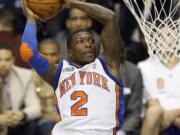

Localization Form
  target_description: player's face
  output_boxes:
[0,49,14,77]
[39,43,60,64]
[67,9,91,33]
[69,31,97,64]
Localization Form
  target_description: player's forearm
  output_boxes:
[22,23,38,50]
[20,23,50,75]
[70,1,115,24]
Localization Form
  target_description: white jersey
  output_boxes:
[52,57,123,135]
[138,58,180,110]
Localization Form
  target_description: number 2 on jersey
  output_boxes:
[71,91,88,116]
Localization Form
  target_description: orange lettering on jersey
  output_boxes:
[70,73,76,86]
[86,72,92,84]
[93,72,101,87]
[60,80,65,97]
[60,72,110,97]
[65,79,71,92]
[101,75,110,92]
[65,73,76,92]
[60,73,76,97]
[79,71,86,85]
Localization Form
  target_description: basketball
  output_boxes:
[26,0,65,20]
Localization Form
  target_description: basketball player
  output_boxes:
[138,28,180,135]
[20,0,124,135]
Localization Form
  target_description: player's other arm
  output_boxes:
[67,0,123,79]
[20,0,57,86]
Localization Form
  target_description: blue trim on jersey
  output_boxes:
[118,80,124,129]
[97,56,122,87]
[56,104,61,116]
[53,62,63,90]
[97,56,124,129]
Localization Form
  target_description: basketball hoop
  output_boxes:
[123,0,180,64]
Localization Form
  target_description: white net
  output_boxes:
[123,0,180,63]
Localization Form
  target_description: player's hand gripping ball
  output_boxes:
[25,0,65,20]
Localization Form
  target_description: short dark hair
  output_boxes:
[0,43,14,55]
[67,29,93,49]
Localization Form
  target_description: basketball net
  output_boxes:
[123,0,180,64]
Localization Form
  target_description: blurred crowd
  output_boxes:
[0,0,179,135]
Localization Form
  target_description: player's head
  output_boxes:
[67,29,97,65]
[0,43,15,77]
[38,39,61,64]
[66,8,92,33]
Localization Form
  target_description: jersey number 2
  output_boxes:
[71,91,88,116]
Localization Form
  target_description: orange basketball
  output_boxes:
[26,0,65,20]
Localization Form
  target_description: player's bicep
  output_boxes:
[101,16,123,65]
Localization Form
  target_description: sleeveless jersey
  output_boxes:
[52,57,124,135]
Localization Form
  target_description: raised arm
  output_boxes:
[20,0,57,86]
[66,0,123,78]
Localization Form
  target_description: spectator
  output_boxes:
[38,39,61,64]
[0,9,30,68]
[138,25,180,135]
[138,56,180,134]
[0,43,41,135]
[55,8,100,58]
[119,60,143,135]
